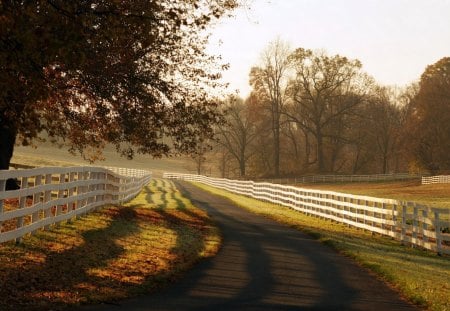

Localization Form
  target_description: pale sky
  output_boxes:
[207,0,450,98]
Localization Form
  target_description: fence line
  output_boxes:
[257,173,424,185]
[164,173,450,255]
[0,166,151,244]
[422,175,450,185]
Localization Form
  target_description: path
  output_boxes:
[80,181,417,310]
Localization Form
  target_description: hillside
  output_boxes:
[12,142,193,177]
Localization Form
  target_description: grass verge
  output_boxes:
[193,182,450,311]
[0,179,220,311]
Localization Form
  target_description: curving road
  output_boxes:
[80,181,418,311]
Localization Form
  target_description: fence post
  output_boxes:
[422,209,428,244]
[381,202,386,231]
[434,210,442,255]
[412,204,418,246]
[15,176,28,243]
[76,170,84,219]
[43,173,52,230]
[31,175,42,235]
[401,205,407,244]
[67,172,76,223]
[55,173,65,226]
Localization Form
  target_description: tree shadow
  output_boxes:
[129,181,416,311]
[0,206,140,310]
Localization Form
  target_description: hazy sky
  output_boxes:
[207,0,450,97]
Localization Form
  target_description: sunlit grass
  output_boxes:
[0,179,220,310]
[193,182,450,311]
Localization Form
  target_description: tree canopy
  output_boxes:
[405,57,450,173]
[0,0,238,169]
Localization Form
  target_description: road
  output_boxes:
[80,181,417,310]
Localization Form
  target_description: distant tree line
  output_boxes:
[210,39,450,178]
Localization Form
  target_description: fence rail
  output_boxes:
[422,175,450,185]
[1,166,151,244]
[164,173,450,255]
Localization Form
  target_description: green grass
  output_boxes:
[193,182,450,311]
[0,179,220,310]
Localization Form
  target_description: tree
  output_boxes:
[249,38,291,177]
[216,95,257,177]
[367,87,405,173]
[405,57,450,173]
[286,48,370,173]
[0,0,238,170]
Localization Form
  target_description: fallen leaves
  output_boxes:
[0,179,221,310]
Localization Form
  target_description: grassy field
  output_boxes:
[12,143,194,177]
[193,182,450,311]
[302,180,450,210]
[0,179,220,311]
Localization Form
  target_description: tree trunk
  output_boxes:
[239,148,246,177]
[274,127,280,177]
[316,130,325,173]
[0,120,21,190]
[0,121,17,170]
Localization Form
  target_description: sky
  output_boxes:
[206,0,450,98]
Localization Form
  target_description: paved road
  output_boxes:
[81,181,417,311]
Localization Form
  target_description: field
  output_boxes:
[12,143,194,177]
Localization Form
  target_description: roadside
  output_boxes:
[0,179,220,310]
[194,182,450,311]
[80,181,418,311]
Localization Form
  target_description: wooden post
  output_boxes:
[15,176,27,243]
[412,204,418,246]
[31,175,42,235]
[43,174,52,230]
[55,173,65,226]
[67,172,76,223]
[381,202,386,231]
[76,171,84,220]
[434,210,442,255]
[422,209,428,243]
[401,205,407,244]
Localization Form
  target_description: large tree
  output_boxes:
[286,48,370,173]
[405,57,450,173]
[216,95,257,177]
[249,39,291,177]
[0,0,238,170]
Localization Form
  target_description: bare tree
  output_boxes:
[216,95,257,177]
[249,38,291,176]
[286,48,370,173]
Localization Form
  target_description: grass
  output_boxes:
[12,143,194,177]
[302,180,450,210]
[0,179,220,311]
[193,182,450,311]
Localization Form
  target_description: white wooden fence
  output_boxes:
[164,173,450,255]
[0,166,151,244]
[422,175,450,185]
[259,173,423,184]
